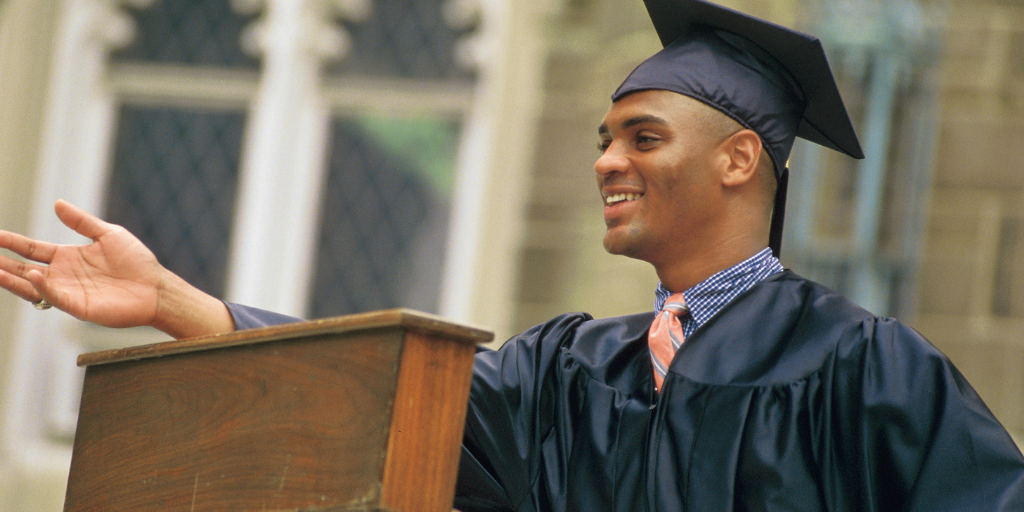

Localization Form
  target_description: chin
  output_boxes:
[602,242,624,256]
[602,234,643,259]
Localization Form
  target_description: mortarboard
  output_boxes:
[612,0,865,256]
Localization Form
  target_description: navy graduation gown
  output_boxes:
[452,271,1024,511]
[226,271,1024,511]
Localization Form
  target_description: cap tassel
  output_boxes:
[768,168,789,258]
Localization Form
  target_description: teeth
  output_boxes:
[605,193,641,205]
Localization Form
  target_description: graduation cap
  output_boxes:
[612,0,864,256]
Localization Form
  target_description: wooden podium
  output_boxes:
[64,309,492,512]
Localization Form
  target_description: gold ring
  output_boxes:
[32,299,53,310]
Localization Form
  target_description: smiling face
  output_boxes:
[596,90,746,269]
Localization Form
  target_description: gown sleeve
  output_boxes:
[223,302,304,330]
[454,313,590,512]
[832,317,1024,511]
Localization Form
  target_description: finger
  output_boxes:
[26,269,72,313]
[0,229,58,263]
[54,199,112,241]
[26,269,56,301]
[0,250,48,277]
[0,252,39,276]
[0,268,44,303]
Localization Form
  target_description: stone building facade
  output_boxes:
[915,1,1024,445]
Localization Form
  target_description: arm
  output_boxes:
[455,313,590,511]
[0,200,234,339]
[836,319,1024,510]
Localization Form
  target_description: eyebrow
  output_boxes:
[598,114,670,135]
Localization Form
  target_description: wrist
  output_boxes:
[151,268,235,339]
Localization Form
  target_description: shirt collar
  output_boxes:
[654,247,783,328]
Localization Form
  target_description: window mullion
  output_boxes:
[224,0,347,316]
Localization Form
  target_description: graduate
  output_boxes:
[1,0,1022,510]
[449,1,1024,510]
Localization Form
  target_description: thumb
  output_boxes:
[54,199,112,241]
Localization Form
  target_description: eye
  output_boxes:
[597,140,611,153]
[636,133,660,148]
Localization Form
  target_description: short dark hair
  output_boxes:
[692,100,777,212]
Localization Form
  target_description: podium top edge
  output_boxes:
[77,308,495,368]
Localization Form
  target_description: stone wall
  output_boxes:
[915,1,1024,443]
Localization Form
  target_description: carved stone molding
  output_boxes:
[443,0,482,70]
[238,0,370,64]
[95,0,155,51]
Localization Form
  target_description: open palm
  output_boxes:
[0,200,163,328]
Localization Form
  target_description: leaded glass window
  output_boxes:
[103,0,255,298]
[111,0,259,69]
[105,105,244,298]
[329,0,475,81]
[310,115,459,317]
[312,0,474,317]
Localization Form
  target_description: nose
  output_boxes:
[594,143,628,178]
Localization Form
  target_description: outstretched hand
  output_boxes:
[0,200,234,337]
[0,200,162,327]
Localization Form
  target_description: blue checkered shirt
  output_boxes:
[654,248,784,338]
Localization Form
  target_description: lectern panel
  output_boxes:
[66,330,403,511]
[65,309,491,512]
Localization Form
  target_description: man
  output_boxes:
[1,0,1023,510]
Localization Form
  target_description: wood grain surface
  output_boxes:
[77,308,493,367]
[379,331,477,512]
[66,331,403,511]
[66,312,489,512]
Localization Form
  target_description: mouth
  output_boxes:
[604,192,643,206]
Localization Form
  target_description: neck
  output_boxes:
[652,234,767,292]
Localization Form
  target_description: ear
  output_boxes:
[719,129,763,188]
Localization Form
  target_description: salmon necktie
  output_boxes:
[648,293,688,392]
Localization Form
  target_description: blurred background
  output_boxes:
[1,0,1022,508]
